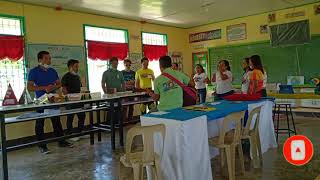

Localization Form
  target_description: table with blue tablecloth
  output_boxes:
[141,100,277,180]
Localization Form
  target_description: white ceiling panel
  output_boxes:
[9,0,319,28]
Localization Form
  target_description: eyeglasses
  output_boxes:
[125,64,131,67]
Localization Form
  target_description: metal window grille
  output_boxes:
[0,16,24,101]
[85,26,127,93]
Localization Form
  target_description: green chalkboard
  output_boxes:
[208,36,320,84]
[296,38,320,82]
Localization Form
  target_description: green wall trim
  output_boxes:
[82,25,89,89]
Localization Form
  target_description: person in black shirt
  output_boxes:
[122,59,135,121]
[61,59,85,138]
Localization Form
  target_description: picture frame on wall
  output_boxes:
[192,51,208,75]
[169,52,183,71]
[315,4,320,15]
[268,13,276,23]
[260,25,268,34]
[226,23,246,42]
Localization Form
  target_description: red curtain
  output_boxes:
[0,36,24,61]
[143,45,168,60]
[87,41,128,60]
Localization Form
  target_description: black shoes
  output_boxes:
[58,140,74,148]
[39,146,51,154]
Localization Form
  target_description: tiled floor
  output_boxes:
[6,116,320,180]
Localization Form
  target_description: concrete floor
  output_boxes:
[6,115,320,180]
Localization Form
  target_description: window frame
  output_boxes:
[141,31,168,46]
[0,13,25,37]
[141,32,168,79]
[0,13,26,101]
[83,24,130,90]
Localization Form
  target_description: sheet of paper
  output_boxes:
[210,102,222,106]
[151,111,169,115]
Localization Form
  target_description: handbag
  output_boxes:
[162,73,197,106]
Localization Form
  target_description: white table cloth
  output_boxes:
[141,100,277,180]
[207,100,278,158]
[141,115,213,180]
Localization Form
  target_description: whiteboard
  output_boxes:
[27,44,86,85]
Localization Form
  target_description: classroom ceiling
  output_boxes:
[10,0,319,28]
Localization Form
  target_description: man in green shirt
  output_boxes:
[149,56,194,111]
[101,57,125,94]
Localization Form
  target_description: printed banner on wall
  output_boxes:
[227,23,246,42]
[27,44,86,84]
[189,29,221,43]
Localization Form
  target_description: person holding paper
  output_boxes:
[61,59,86,141]
[27,51,73,154]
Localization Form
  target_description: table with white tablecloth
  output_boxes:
[207,100,277,158]
[141,100,277,180]
[141,115,212,180]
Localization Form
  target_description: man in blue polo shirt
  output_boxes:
[27,51,72,154]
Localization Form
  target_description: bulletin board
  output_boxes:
[170,52,183,71]
[192,51,208,75]
[27,44,86,85]
[129,52,142,72]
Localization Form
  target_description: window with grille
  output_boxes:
[142,32,168,78]
[84,25,128,93]
[142,32,167,46]
[0,17,22,36]
[0,16,24,101]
